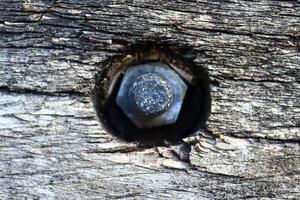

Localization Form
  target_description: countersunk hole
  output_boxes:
[93,45,211,145]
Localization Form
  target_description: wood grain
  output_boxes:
[0,0,299,199]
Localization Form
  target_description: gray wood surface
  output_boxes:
[0,0,299,199]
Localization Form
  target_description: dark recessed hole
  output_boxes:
[93,45,211,145]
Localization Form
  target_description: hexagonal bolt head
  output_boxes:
[116,62,187,129]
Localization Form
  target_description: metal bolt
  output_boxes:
[116,62,187,129]
[129,73,173,116]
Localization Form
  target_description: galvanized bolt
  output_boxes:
[116,62,187,129]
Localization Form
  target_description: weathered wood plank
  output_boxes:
[0,0,299,199]
[1,1,299,140]
[0,91,299,199]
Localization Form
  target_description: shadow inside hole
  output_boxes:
[94,61,211,145]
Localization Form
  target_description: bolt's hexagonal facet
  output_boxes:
[116,62,187,129]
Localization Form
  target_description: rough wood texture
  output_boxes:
[0,0,299,199]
